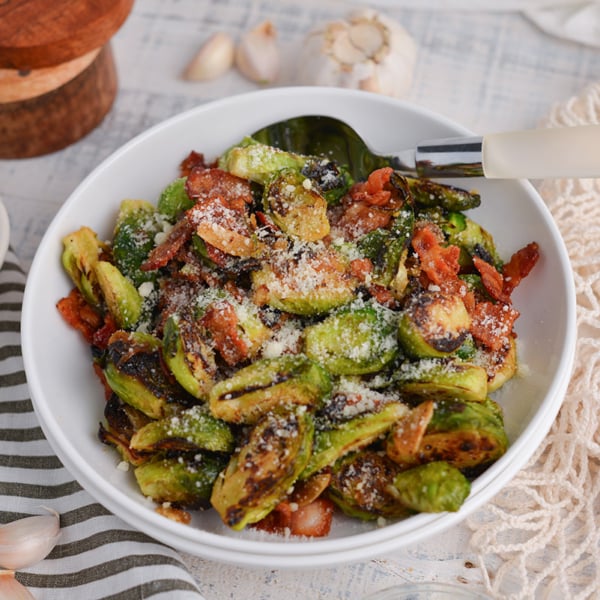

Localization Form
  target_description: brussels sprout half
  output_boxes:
[209,355,332,424]
[210,407,314,530]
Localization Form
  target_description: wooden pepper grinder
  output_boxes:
[0,0,134,158]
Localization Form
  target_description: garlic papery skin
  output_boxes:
[235,21,280,84]
[0,571,36,600]
[0,509,61,570]
[183,32,235,81]
[296,9,417,99]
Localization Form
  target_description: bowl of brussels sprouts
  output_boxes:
[22,86,576,567]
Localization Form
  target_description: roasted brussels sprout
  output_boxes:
[385,400,434,467]
[104,331,193,419]
[157,177,195,219]
[251,243,357,316]
[264,168,330,241]
[395,358,488,403]
[210,407,314,530]
[61,226,105,307]
[162,314,217,399]
[480,336,518,393]
[302,401,408,479]
[398,290,471,358]
[112,199,163,287]
[304,303,398,375]
[300,157,352,204]
[389,461,471,512]
[327,450,409,520]
[358,203,414,291]
[218,137,307,186]
[208,354,332,424]
[406,177,481,212]
[135,452,227,507]
[443,211,502,269]
[386,397,508,472]
[94,261,143,330]
[195,288,271,364]
[130,405,235,453]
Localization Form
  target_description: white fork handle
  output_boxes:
[483,125,600,179]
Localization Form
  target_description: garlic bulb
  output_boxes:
[183,32,235,81]
[296,9,417,99]
[235,21,280,84]
[0,508,61,570]
[0,571,36,600]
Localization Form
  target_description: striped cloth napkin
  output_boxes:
[0,250,205,600]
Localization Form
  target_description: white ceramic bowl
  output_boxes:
[22,87,576,568]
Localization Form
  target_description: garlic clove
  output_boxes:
[296,9,417,99]
[235,21,280,84]
[0,571,36,600]
[183,32,235,81]
[0,508,61,570]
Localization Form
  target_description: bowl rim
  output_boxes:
[22,86,577,567]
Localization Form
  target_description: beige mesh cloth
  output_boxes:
[467,82,600,599]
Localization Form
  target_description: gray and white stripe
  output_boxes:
[0,251,205,600]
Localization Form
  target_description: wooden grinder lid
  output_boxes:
[0,0,134,158]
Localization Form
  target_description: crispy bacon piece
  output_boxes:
[332,201,392,241]
[252,497,335,538]
[473,255,508,303]
[474,242,540,302]
[331,167,408,241]
[349,167,402,208]
[470,301,520,351]
[141,219,193,272]
[185,167,253,211]
[200,300,248,366]
[57,288,103,343]
[502,242,540,298]
[91,313,118,350]
[411,222,461,289]
[349,257,374,282]
[179,150,208,177]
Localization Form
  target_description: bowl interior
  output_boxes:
[22,87,576,568]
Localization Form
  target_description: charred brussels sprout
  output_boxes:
[480,336,518,393]
[208,354,332,424]
[301,158,352,204]
[264,168,330,242]
[406,177,481,212]
[304,303,398,375]
[104,331,193,419]
[398,290,471,358]
[130,405,235,453]
[135,452,227,507]
[61,226,105,307]
[419,397,507,471]
[157,177,195,219]
[210,407,314,530]
[395,358,488,403]
[218,137,307,186]
[358,204,414,294]
[389,461,471,513]
[327,451,409,520]
[112,199,163,287]
[302,401,408,479]
[162,314,217,399]
[252,243,357,316]
[94,261,143,330]
[442,211,501,269]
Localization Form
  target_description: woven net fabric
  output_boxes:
[467,82,600,599]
